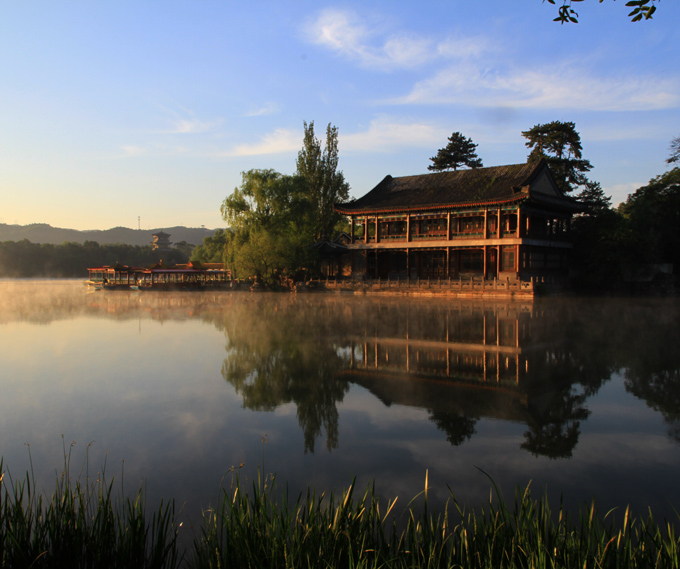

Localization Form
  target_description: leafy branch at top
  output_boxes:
[545,0,658,23]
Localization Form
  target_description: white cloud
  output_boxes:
[342,117,446,152]
[120,145,145,157]
[244,103,280,117]
[391,63,680,112]
[218,118,446,158]
[116,144,191,159]
[605,182,643,204]
[221,128,300,157]
[157,105,222,134]
[167,118,222,134]
[305,8,679,112]
[305,8,484,70]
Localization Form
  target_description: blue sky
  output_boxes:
[1,0,678,231]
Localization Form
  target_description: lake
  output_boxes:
[1,280,679,529]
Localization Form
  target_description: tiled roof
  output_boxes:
[335,161,548,214]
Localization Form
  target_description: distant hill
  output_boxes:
[0,223,220,247]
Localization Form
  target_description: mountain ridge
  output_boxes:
[0,223,219,247]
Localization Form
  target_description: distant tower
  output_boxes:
[151,230,172,251]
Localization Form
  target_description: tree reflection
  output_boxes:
[521,385,590,459]
[215,296,350,453]
[626,369,680,442]
[622,305,680,442]
[208,294,680,457]
[429,411,477,446]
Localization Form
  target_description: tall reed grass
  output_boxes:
[0,451,180,569]
[2,455,679,569]
[191,470,680,569]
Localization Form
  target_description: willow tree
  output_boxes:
[296,121,350,240]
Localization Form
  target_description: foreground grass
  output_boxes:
[2,462,679,569]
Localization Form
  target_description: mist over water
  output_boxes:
[1,280,679,525]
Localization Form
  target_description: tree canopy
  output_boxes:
[428,132,483,172]
[522,121,592,194]
[216,121,350,285]
[546,0,659,24]
[296,121,350,240]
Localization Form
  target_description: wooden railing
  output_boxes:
[318,276,538,293]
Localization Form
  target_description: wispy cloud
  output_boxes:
[245,102,280,117]
[219,118,446,158]
[606,182,643,202]
[157,105,223,134]
[167,118,222,134]
[220,129,300,157]
[120,145,145,157]
[304,8,486,70]
[391,63,680,111]
[305,8,679,112]
[116,144,190,159]
[342,117,445,152]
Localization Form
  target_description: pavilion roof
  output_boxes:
[334,159,577,215]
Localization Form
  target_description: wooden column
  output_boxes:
[407,214,411,242]
[497,247,500,280]
[516,208,521,238]
[447,211,451,240]
[483,246,487,279]
[406,247,410,279]
[364,217,369,244]
[497,207,502,238]
[375,216,380,243]
[484,207,488,238]
[350,217,355,244]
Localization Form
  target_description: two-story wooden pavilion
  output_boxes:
[333,159,582,283]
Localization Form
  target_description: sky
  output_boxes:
[1,0,678,231]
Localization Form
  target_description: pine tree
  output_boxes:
[522,121,592,193]
[428,132,483,172]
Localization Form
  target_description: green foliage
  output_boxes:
[221,170,310,234]
[0,240,189,278]
[619,167,680,269]
[545,0,658,24]
[575,180,612,213]
[570,167,680,292]
[428,132,483,172]
[190,229,232,265]
[172,240,195,258]
[296,121,350,240]
[218,122,350,283]
[219,169,318,284]
[522,120,593,193]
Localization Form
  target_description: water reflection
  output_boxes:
[3,281,679,460]
[210,295,680,458]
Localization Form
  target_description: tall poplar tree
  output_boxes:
[296,121,350,240]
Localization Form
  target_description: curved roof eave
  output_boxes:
[335,195,528,216]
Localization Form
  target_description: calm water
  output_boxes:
[1,280,679,527]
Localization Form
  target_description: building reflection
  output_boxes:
[9,281,676,458]
[335,301,590,458]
